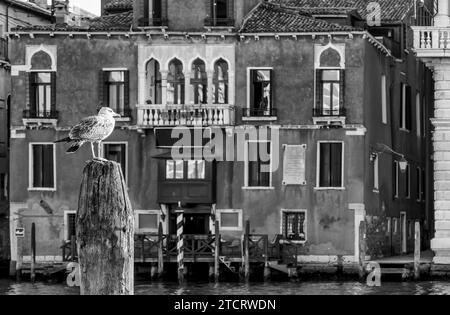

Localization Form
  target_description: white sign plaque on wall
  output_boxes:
[282,144,307,186]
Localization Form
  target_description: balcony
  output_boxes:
[137,104,235,127]
[313,108,346,126]
[23,109,59,128]
[242,108,278,122]
[412,27,450,58]
[138,18,168,28]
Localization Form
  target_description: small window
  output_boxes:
[318,142,343,188]
[166,160,184,180]
[282,211,307,242]
[29,72,56,118]
[405,164,411,199]
[248,69,273,117]
[373,154,379,191]
[103,143,127,181]
[381,75,387,124]
[218,210,242,231]
[104,70,129,117]
[246,141,272,188]
[191,59,208,104]
[187,160,206,180]
[213,59,229,104]
[30,144,55,190]
[209,0,234,26]
[416,167,421,202]
[0,173,6,201]
[400,83,412,131]
[315,69,344,117]
[393,161,399,198]
[167,59,185,105]
[136,211,159,233]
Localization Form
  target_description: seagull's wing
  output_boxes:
[69,115,101,140]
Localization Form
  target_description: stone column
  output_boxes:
[435,0,450,27]
[431,62,450,264]
[207,70,214,106]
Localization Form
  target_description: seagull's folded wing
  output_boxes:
[69,116,100,140]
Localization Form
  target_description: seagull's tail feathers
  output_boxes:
[66,142,84,154]
[55,137,71,143]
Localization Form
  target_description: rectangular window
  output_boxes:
[417,167,422,202]
[315,69,344,117]
[166,160,184,180]
[416,92,421,137]
[218,209,243,231]
[394,161,399,198]
[381,75,387,124]
[0,173,6,201]
[103,70,129,117]
[282,210,307,242]
[373,154,379,191]
[30,143,55,190]
[400,83,412,130]
[29,72,56,118]
[248,69,274,117]
[405,164,411,199]
[208,0,234,26]
[103,143,127,182]
[246,141,272,188]
[187,160,206,180]
[135,210,159,233]
[318,142,344,188]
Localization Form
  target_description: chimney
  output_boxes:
[54,0,70,24]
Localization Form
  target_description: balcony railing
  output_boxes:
[137,104,235,127]
[243,108,277,118]
[23,109,59,119]
[204,17,235,27]
[412,27,450,56]
[313,108,346,117]
[138,17,168,27]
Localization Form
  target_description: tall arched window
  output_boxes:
[213,59,228,104]
[146,59,162,104]
[29,50,56,118]
[167,58,185,105]
[191,58,207,104]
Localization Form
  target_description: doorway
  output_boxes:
[169,212,211,235]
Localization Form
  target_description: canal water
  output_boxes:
[1,279,450,295]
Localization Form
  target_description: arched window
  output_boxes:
[167,58,185,104]
[146,59,162,104]
[30,50,52,70]
[213,59,228,104]
[191,58,207,104]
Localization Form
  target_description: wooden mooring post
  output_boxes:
[263,235,271,281]
[359,221,367,280]
[30,223,36,283]
[157,222,164,279]
[414,221,421,280]
[77,160,134,295]
[243,220,250,282]
[214,221,220,282]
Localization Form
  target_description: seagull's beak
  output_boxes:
[113,112,121,118]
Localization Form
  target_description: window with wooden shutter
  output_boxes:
[31,144,55,189]
[318,142,343,188]
[282,211,307,241]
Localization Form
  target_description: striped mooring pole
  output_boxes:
[177,212,184,283]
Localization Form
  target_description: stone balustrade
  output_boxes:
[137,104,235,127]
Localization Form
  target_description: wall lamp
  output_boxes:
[370,143,408,173]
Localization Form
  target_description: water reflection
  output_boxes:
[1,279,450,295]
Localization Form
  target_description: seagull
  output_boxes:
[55,107,121,159]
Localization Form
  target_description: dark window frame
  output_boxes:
[103,70,130,117]
[315,69,345,117]
[30,143,55,190]
[246,141,272,188]
[146,59,162,104]
[28,71,56,118]
[167,59,185,105]
[248,68,274,117]
[191,59,208,104]
[165,160,206,181]
[213,59,229,104]
[103,143,127,182]
[318,142,344,188]
[282,211,307,241]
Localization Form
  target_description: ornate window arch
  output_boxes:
[167,58,185,104]
[145,58,162,104]
[213,59,229,104]
[191,58,207,104]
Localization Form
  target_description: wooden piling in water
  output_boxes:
[244,220,250,282]
[77,160,134,295]
[214,221,220,282]
[359,221,367,280]
[263,235,271,281]
[16,236,23,282]
[414,221,421,280]
[30,223,36,283]
[157,222,164,279]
